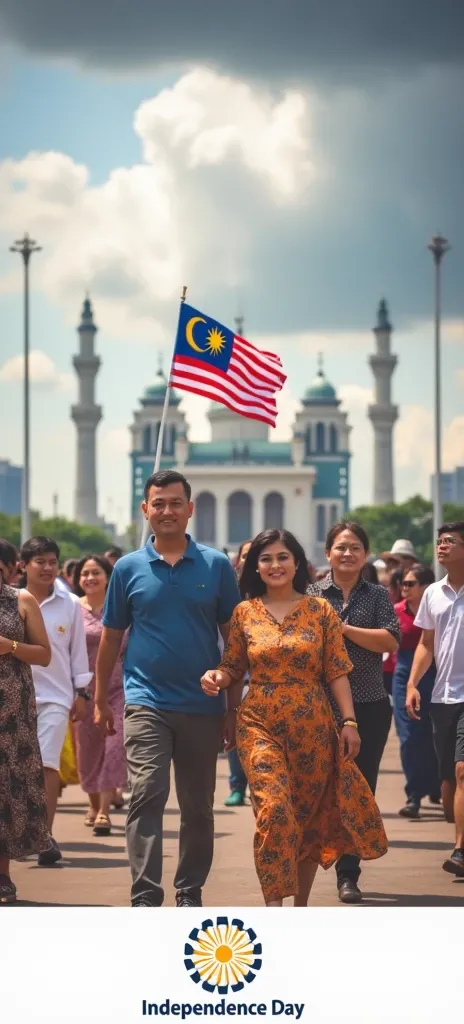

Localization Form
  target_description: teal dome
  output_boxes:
[303,370,337,403]
[141,371,180,406]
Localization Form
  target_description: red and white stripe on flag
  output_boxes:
[170,333,286,427]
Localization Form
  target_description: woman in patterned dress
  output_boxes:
[0,547,51,904]
[201,529,387,906]
[73,555,127,837]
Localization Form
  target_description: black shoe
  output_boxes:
[132,900,154,907]
[442,849,464,877]
[176,891,202,907]
[38,838,62,867]
[338,879,362,904]
[429,793,442,805]
[399,799,420,819]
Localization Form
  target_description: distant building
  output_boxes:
[431,467,464,506]
[0,459,23,516]
[129,355,351,565]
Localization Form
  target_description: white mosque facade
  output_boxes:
[130,359,351,565]
[70,297,397,562]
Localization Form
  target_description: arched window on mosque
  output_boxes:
[329,425,338,453]
[305,426,311,456]
[195,492,216,546]
[163,425,176,456]
[330,504,338,526]
[316,504,326,543]
[228,491,252,546]
[316,422,325,452]
[264,492,284,530]
[143,425,152,454]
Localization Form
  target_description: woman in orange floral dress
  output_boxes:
[201,529,387,906]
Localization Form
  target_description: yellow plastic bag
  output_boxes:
[59,722,79,786]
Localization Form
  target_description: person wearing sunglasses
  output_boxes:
[392,565,440,818]
[406,522,464,878]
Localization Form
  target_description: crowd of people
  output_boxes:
[0,470,463,906]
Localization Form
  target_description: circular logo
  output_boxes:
[184,916,262,994]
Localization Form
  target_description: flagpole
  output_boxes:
[140,286,187,546]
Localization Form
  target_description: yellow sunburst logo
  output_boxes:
[206,326,226,356]
[184,916,262,993]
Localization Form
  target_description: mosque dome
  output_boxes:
[302,356,338,406]
[141,368,181,406]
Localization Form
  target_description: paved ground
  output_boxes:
[10,731,464,907]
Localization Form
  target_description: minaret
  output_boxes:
[71,297,102,524]
[368,299,398,505]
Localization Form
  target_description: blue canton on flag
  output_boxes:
[170,303,286,427]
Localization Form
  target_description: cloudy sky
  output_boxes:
[0,1,463,529]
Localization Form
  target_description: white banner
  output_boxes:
[1,908,461,1022]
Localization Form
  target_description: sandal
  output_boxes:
[84,810,97,828]
[93,813,112,837]
[0,874,17,905]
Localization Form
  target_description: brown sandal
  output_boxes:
[84,810,96,828]
[93,813,112,836]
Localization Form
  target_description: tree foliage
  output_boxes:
[0,512,113,562]
[349,496,464,564]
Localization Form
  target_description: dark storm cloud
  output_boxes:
[0,0,463,80]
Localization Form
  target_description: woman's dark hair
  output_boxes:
[405,564,435,587]
[239,530,310,599]
[73,554,113,596]
[325,520,370,553]
[361,562,379,584]
[389,567,404,598]
[0,539,18,568]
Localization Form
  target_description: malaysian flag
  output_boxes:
[169,303,286,427]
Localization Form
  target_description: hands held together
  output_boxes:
[201,669,230,697]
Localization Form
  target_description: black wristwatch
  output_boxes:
[75,688,91,702]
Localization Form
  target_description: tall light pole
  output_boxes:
[428,233,450,579]
[10,233,42,544]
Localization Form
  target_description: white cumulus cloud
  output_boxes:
[0,68,312,344]
[0,350,74,392]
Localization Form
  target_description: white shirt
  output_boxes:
[414,577,464,704]
[31,580,92,709]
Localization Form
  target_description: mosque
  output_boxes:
[71,301,397,564]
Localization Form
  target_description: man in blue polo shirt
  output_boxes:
[94,470,240,907]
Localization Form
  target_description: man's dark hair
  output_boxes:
[0,539,18,568]
[144,470,191,502]
[239,529,310,599]
[20,536,61,564]
[325,520,370,554]
[438,521,464,542]
[105,546,124,560]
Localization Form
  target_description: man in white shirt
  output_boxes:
[21,536,92,865]
[406,521,464,878]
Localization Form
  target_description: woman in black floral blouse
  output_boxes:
[307,520,400,905]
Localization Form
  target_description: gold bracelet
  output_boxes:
[342,718,358,729]
[11,640,18,654]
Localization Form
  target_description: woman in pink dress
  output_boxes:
[73,555,127,837]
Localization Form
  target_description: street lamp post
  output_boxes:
[10,233,42,544]
[427,233,450,579]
